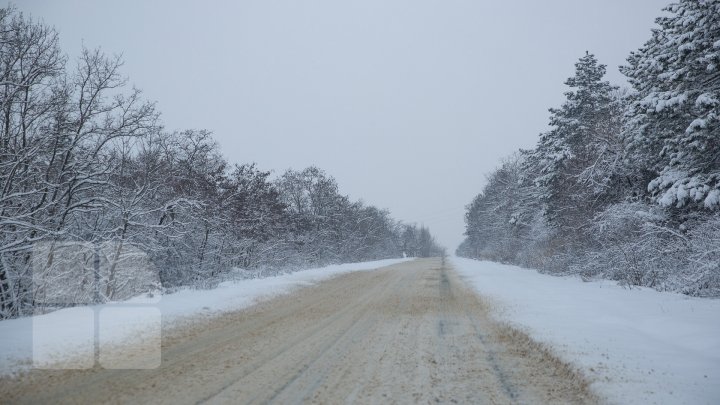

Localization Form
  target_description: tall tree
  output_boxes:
[528,52,623,241]
[622,0,720,211]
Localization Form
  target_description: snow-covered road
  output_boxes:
[3,257,716,404]
[0,258,411,375]
[1,258,595,404]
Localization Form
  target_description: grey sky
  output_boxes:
[19,0,668,250]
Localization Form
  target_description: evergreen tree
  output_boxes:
[458,3,720,296]
[622,0,720,211]
[528,53,622,238]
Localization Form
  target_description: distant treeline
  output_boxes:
[457,0,719,296]
[0,6,443,319]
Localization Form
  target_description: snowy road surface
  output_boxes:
[1,258,595,404]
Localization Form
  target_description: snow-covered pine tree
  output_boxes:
[527,52,621,238]
[622,0,720,211]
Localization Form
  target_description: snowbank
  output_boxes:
[0,258,410,375]
[452,257,720,405]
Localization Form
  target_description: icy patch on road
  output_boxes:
[0,258,410,376]
[452,257,720,405]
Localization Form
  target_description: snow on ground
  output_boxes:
[0,258,410,376]
[452,256,720,405]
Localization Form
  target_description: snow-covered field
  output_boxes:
[0,258,410,375]
[453,256,720,405]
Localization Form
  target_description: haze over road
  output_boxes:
[1,259,596,404]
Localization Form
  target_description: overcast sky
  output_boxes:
[19,0,669,250]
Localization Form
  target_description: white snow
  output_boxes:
[0,258,410,375]
[705,189,720,208]
[694,93,718,107]
[453,257,720,405]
